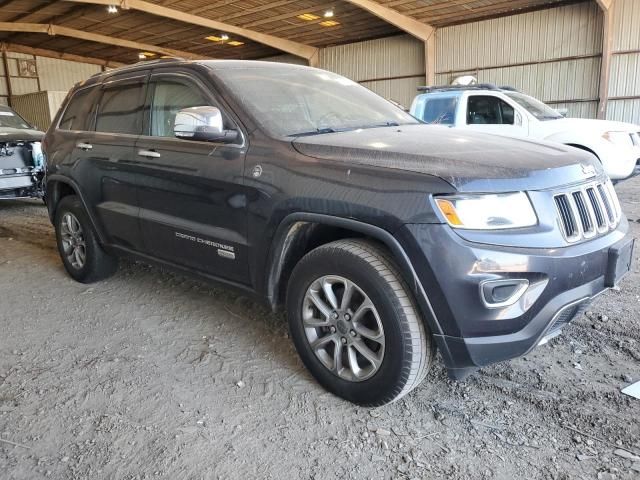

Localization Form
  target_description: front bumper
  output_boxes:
[396,219,632,377]
[0,173,41,199]
[599,143,640,180]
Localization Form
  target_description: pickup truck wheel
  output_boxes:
[54,195,118,283]
[287,239,433,406]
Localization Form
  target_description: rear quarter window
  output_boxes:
[58,87,99,131]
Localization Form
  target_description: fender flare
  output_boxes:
[46,174,107,244]
[266,212,444,336]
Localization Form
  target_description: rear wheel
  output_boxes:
[286,239,433,406]
[54,195,118,283]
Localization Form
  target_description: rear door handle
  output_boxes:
[76,143,93,151]
[138,149,161,158]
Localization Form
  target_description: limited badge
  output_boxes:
[251,165,263,178]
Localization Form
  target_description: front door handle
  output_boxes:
[138,149,161,158]
[76,142,93,151]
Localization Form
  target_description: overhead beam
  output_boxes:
[0,22,211,60]
[343,0,434,41]
[63,0,319,61]
[596,0,613,10]
[0,41,125,68]
[596,0,615,119]
[343,0,436,84]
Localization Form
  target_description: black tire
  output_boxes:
[54,195,118,283]
[286,239,434,406]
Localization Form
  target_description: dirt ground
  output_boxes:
[0,178,639,480]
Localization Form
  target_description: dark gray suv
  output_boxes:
[43,60,634,406]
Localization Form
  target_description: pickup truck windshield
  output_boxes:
[504,92,563,121]
[0,108,31,129]
[213,66,419,137]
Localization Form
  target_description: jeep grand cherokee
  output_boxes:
[43,60,634,406]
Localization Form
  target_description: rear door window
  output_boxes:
[467,95,515,125]
[58,86,99,131]
[95,81,145,135]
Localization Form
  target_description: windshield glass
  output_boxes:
[504,92,563,121]
[212,65,419,137]
[0,108,31,129]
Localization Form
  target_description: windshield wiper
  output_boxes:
[289,127,338,137]
[358,121,400,128]
[290,121,403,137]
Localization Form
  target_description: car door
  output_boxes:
[462,94,528,137]
[56,73,147,252]
[134,71,250,284]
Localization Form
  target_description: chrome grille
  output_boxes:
[572,191,593,234]
[586,187,605,228]
[555,195,578,240]
[554,180,621,242]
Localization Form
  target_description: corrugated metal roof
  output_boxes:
[0,0,579,65]
[612,0,640,52]
[319,35,425,82]
[436,2,602,72]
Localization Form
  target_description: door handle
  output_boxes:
[76,142,93,151]
[138,149,161,158]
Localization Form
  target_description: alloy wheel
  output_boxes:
[60,212,87,270]
[302,275,385,382]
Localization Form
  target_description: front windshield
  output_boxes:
[0,108,31,129]
[504,91,563,121]
[213,65,419,137]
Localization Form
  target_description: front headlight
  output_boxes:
[435,192,537,230]
[602,131,632,146]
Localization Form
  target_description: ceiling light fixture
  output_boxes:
[138,53,147,60]
[324,10,334,18]
[205,35,223,42]
[227,40,244,46]
[220,34,229,41]
[319,20,340,27]
[107,4,118,14]
[297,13,320,21]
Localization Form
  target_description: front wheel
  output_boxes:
[286,239,433,406]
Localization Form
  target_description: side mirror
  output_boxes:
[174,106,238,143]
[515,111,523,126]
[556,108,568,117]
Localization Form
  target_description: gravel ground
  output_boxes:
[1,178,639,480]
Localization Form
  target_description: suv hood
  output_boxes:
[292,124,602,192]
[545,118,640,135]
[0,127,44,143]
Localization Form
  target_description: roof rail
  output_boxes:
[89,57,186,78]
[417,83,500,93]
[135,57,185,65]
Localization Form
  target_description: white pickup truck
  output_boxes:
[409,85,640,181]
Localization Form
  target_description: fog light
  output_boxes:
[480,279,529,308]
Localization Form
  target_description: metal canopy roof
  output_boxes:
[0,0,579,66]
